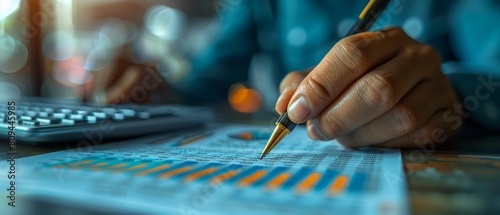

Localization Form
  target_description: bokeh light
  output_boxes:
[98,19,127,48]
[145,5,185,40]
[156,55,190,83]
[84,45,114,71]
[228,83,263,113]
[0,0,20,20]
[0,81,20,100]
[0,34,28,73]
[43,31,76,61]
[52,56,88,87]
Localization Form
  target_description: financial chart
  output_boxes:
[1,125,408,215]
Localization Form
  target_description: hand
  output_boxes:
[276,28,461,148]
[85,49,169,104]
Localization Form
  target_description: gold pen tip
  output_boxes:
[259,124,290,160]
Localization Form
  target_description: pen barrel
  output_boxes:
[346,0,392,36]
[277,112,297,132]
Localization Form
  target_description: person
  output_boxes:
[94,0,500,148]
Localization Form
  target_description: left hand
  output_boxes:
[275,27,462,148]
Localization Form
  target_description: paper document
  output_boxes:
[1,124,408,215]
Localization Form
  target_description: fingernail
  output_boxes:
[307,124,324,140]
[288,97,311,122]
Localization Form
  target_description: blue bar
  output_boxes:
[149,161,197,177]
[252,166,288,187]
[314,169,338,191]
[281,167,312,189]
[225,166,264,184]
[197,164,243,182]
[347,172,367,193]
[172,163,220,179]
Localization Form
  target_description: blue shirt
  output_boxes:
[177,0,500,130]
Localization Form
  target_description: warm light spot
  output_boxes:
[228,83,263,113]
[52,56,88,87]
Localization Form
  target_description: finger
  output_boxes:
[89,64,115,104]
[287,28,413,123]
[105,51,136,91]
[312,44,441,139]
[336,79,455,148]
[276,71,309,114]
[372,109,460,149]
[279,68,313,93]
[306,120,325,141]
[105,66,144,103]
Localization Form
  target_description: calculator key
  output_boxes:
[112,113,125,121]
[26,111,37,117]
[76,110,88,116]
[70,114,84,120]
[38,112,50,117]
[86,116,98,123]
[52,113,67,119]
[92,112,108,119]
[58,109,72,114]
[22,121,40,126]
[102,108,117,114]
[21,116,35,121]
[120,109,135,117]
[37,117,62,124]
[62,119,88,124]
[29,107,41,112]
[43,108,54,113]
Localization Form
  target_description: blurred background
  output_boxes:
[0,0,265,113]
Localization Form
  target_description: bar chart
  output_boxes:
[50,157,372,196]
[6,125,408,215]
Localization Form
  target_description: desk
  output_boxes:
[1,105,499,215]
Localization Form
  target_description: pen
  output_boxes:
[259,0,392,159]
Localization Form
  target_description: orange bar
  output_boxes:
[88,162,109,167]
[112,164,147,173]
[296,172,322,194]
[71,162,109,169]
[329,175,349,195]
[53,160,93,168]
[238,170,267,187]
[135,164,170,176]
[266,173,291,191]
[91,163,127,172]
[159,167,192,179]
[96,163,127,169]
[210,170,238,184]
[106,163,127,169]
[184,168,218,182]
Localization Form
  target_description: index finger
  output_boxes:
[286,28,413,123]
